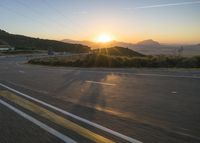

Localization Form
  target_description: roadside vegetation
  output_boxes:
[28,54,200,68]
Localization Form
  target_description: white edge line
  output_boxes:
[0,99,77,143]
[85,80,116,86]
[0,82,142,143]
[135,73,200,79]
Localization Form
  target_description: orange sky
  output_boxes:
[1,0,200,44]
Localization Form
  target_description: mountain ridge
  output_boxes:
[62,38,200,56]
[136,39,160,46]
[0,29,90,53]
[62,39,162,49]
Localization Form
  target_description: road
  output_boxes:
[0,55,200,143]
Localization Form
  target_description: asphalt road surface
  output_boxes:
[0,55,200,143]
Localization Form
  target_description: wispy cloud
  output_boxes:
[134,1,200,9]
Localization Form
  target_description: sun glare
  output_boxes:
[96,34,113,43]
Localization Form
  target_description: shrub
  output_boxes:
[28,54,200,68]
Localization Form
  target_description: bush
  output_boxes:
[28,54,200,68]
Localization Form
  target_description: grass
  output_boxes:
[28,54,200,68]
[28,55,86,66]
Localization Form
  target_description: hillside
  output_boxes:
[0,30,90,53]
[0,39,8,45]
[136,39,160,47]
[0,41,4,45]
[93,46,144,57]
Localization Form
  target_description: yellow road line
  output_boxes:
[0,90,115,143]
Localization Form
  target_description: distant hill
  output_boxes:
[62,38,200,56]
[62,39,133,49]
[61,39,82,44]
[136,39,160,47]
[93,46,144,57]
[62,39,161,48]
[0,30,90,53]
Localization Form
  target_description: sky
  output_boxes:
[0,0,200,44]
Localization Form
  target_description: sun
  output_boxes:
[96,34,113,43]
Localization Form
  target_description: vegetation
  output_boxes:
[29,54,200,68]
[29,55,85,66]
[0,29,90,53]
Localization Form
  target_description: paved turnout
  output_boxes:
[0,55,200,143]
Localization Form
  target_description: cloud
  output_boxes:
[134,1,200,9]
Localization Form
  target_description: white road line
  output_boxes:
[19,70,25,74]
[85,80,116,86]
[171,91,177,94]
[0,82,142,143]
[0,99,77,143]
[135,73,200,79]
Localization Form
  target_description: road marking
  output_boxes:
[171,91,177,94]
[19,70,25,74]
[0,90,115,143]
[135,73,200,79]
[0,99,77,143]
[85,80,116,86]
[0,82,142,143]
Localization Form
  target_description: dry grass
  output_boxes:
[29,54,200,68]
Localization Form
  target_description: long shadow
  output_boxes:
[69,84,104,120]
[53,70,81,95]
[55,71,108,120]
[69,82,106,121]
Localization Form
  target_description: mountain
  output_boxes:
[62,39,161,49]
[93,46,144,57]
[62,38,200,56]
[136,39,160,47]
[61,39,83,44]
[62,39,134,49]
[0,30,90,53]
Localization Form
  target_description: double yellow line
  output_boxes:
[0,90,115,143]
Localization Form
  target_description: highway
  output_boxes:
[0,55,200,143]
